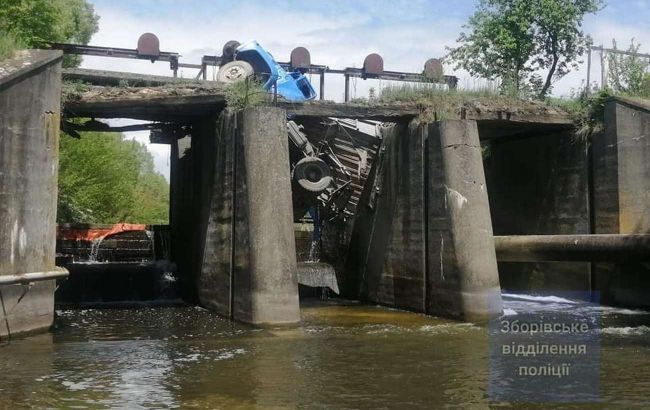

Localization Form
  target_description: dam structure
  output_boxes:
[2,43,650,336]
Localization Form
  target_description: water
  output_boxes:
[1,296,650,408]
[87,237,104,263]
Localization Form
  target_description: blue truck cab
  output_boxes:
[234,41,317,103]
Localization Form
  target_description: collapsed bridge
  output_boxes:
[60,67,577,324]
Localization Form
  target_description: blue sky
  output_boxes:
[82,0,650,178]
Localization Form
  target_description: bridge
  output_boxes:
[2,45,650,337]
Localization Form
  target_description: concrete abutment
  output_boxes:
[0,50,65,337]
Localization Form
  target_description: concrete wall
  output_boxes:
[592,99,650,308]
[348,119,502,322]
[482,131,591,293]
[171,107,300,325]
[0,50,63,337]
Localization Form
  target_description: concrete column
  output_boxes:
[234,107,300,325]
[427,120,502,321]
[197,107,299,325]
[0,50,63,337]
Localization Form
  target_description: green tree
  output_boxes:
[0,0,99,66]
[450,0,602,98]
[58,131,169,224]
[607,39,650,97]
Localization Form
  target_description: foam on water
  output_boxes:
[502,293,578,304]
[601,326,650,336]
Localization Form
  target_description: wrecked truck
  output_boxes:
[217,40,317,103]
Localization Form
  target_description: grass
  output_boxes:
[378,82,502,103]
[0,31,24,61]
[61,80,92,103]
[373,82,535,123]
[223,78,269,111]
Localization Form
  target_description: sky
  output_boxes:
[80,0,650,180]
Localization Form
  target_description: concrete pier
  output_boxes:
[176,107,300,325]
[427,120,502,321]
[0,50,65,337]
[352,120,502,322]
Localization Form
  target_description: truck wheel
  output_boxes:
[217,61,254,84]
[293,157,332,193]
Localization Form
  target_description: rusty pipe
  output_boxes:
[494,234,650,262]
[0,267,69,286]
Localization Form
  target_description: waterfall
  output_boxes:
[88,237,104,263]
[308,240,321,262]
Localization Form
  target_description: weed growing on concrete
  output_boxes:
[378,83,531,123]
[224,78,269,111]
[0,31,24,61]
[551,89,612,141]
[61,80,92,103]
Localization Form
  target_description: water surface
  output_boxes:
[1,296,650,408]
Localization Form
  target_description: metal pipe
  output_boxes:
[494,235,650,262]
[591,45,650,60]
[586,48,592,96]
[319,71,325,100]
[344,74,350,102]
[0,268,69,286]
[600,47,607,89]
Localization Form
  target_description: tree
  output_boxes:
[607,39,650,98]
[0,0,99,66]
[450,0,602,98]
[58,131,170,225]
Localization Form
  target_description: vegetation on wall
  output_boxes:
[223,79,268,111]
[58,131,169,224]
[0,0,99,65]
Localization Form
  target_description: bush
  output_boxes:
[0,31,24,60]
[224,79,268,111]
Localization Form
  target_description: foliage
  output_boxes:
[551,88,612,140]
[224,79,269,111]
[607,39,650,98]
[0,31,25,60]
[379,83,501,103]
[450,0,602,99]
[58,130,169,224]
[378,83,541,123]
[0,0,99,67]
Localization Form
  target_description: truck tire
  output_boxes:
[293,157,332,193]
[216,61,254,84]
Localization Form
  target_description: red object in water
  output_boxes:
[57,223,147,242]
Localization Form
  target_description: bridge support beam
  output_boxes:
[426,120,502,321]
[188,107,300,326]
[353,119,501,322]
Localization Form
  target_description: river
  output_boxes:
[1,295,649,408]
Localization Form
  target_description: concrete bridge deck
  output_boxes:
[62,69,574,132]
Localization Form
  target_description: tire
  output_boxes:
[216,61,254,84]
[293,157,332,193]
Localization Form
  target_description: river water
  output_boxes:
[1,295,650,409]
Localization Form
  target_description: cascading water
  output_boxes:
[308,239,321,262]
[88,237,104,263]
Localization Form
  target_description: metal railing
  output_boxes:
[47,33,458,102]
